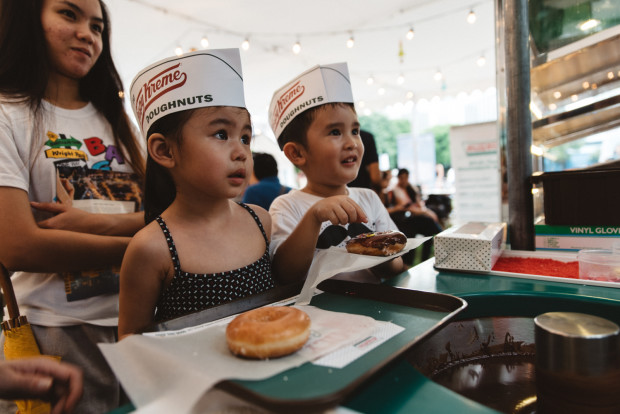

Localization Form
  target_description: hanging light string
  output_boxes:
[125,0,493,108]
[126,0,490,54]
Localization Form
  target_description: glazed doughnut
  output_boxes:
[226,306,311,359]
[346,230,407,256]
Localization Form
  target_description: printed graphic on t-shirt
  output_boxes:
[55,163,143,214]
[316,222,374,249]
[44,130,143,302]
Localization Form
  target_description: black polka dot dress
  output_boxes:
[153,203,276,322]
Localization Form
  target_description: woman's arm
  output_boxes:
[31,202,144,236]
[0,187,130,272]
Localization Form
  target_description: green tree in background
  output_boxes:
[360,113,452,170]
[428,125,451,169]
[359,114,410,169]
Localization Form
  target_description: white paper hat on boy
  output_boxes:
[268,62,353,146]
[130,48,245,139]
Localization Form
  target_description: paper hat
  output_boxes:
[268,62,354,144]
[130,48,245,138]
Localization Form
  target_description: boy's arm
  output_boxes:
[272,195,367,284]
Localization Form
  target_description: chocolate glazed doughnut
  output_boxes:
[346,230,407,256]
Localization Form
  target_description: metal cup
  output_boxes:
[535,312,620,413]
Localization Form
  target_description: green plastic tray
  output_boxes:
[215,279,467,412]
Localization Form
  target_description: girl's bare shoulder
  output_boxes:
[126,219,169,259]
[242,203,271,228]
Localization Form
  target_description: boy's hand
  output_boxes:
[310,195,368,225]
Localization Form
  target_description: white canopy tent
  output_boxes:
[105,0,497,138]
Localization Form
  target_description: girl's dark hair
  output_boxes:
[0,0,145,178]
[277,102,356,150]
[143,110,193,224]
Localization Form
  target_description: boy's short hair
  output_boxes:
[278,102,356,149]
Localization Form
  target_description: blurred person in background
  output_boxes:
[242,152,291,210]
[348,130,381,193]
[383,168,442,264]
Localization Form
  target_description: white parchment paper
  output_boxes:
[296,237,430,305]
[99,305,385,413]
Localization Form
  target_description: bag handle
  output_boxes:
[0,263,24,329]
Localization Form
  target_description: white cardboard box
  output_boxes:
[434,222,506,272]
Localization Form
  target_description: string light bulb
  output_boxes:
[467,10,477,24]
[241,38,250,51]
[397,73,405,84]
[366,75,374,85]
[476,55,486,67]
[434,70,443,81]
[292,40,301,54]
[200,36,209,49]
[346,35,355,48]
[174,45,183,56]
[406,27,415,40]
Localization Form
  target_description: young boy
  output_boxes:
[268,63,405,284]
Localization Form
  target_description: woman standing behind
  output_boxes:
[0,0,145,412]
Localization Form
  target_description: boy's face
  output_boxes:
[298,105,363,193]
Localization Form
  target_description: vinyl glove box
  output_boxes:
[434,222,506,272]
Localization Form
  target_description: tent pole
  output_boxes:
[498,0,534,250]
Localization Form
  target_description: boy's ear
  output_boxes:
[147,133,176,168]
[282,142,307,167]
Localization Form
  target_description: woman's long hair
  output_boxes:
[0,0,145,178]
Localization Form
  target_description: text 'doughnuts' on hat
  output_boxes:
[130,48,246,139]
[268,62,354,145]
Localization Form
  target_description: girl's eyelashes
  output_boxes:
[213,130,252,145]
[352,128,360,135]
[328,128,342,136]
[214,130,228,140]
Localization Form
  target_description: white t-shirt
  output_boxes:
[269,187,397,257]
[0,99,142,326]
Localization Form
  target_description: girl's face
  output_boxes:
[172,107,253,199]
[41,0,104,81]
[301,105,363,194]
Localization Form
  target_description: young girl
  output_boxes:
[118,49,276,339]
[0,0,145,412]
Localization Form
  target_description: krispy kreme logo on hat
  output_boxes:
[133,63,187,128]
[271,81,305,127]
[130,49,245,138]
[268,62,354,144]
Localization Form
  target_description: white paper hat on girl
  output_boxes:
[268,62,354,146]
[130,48,246,138]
